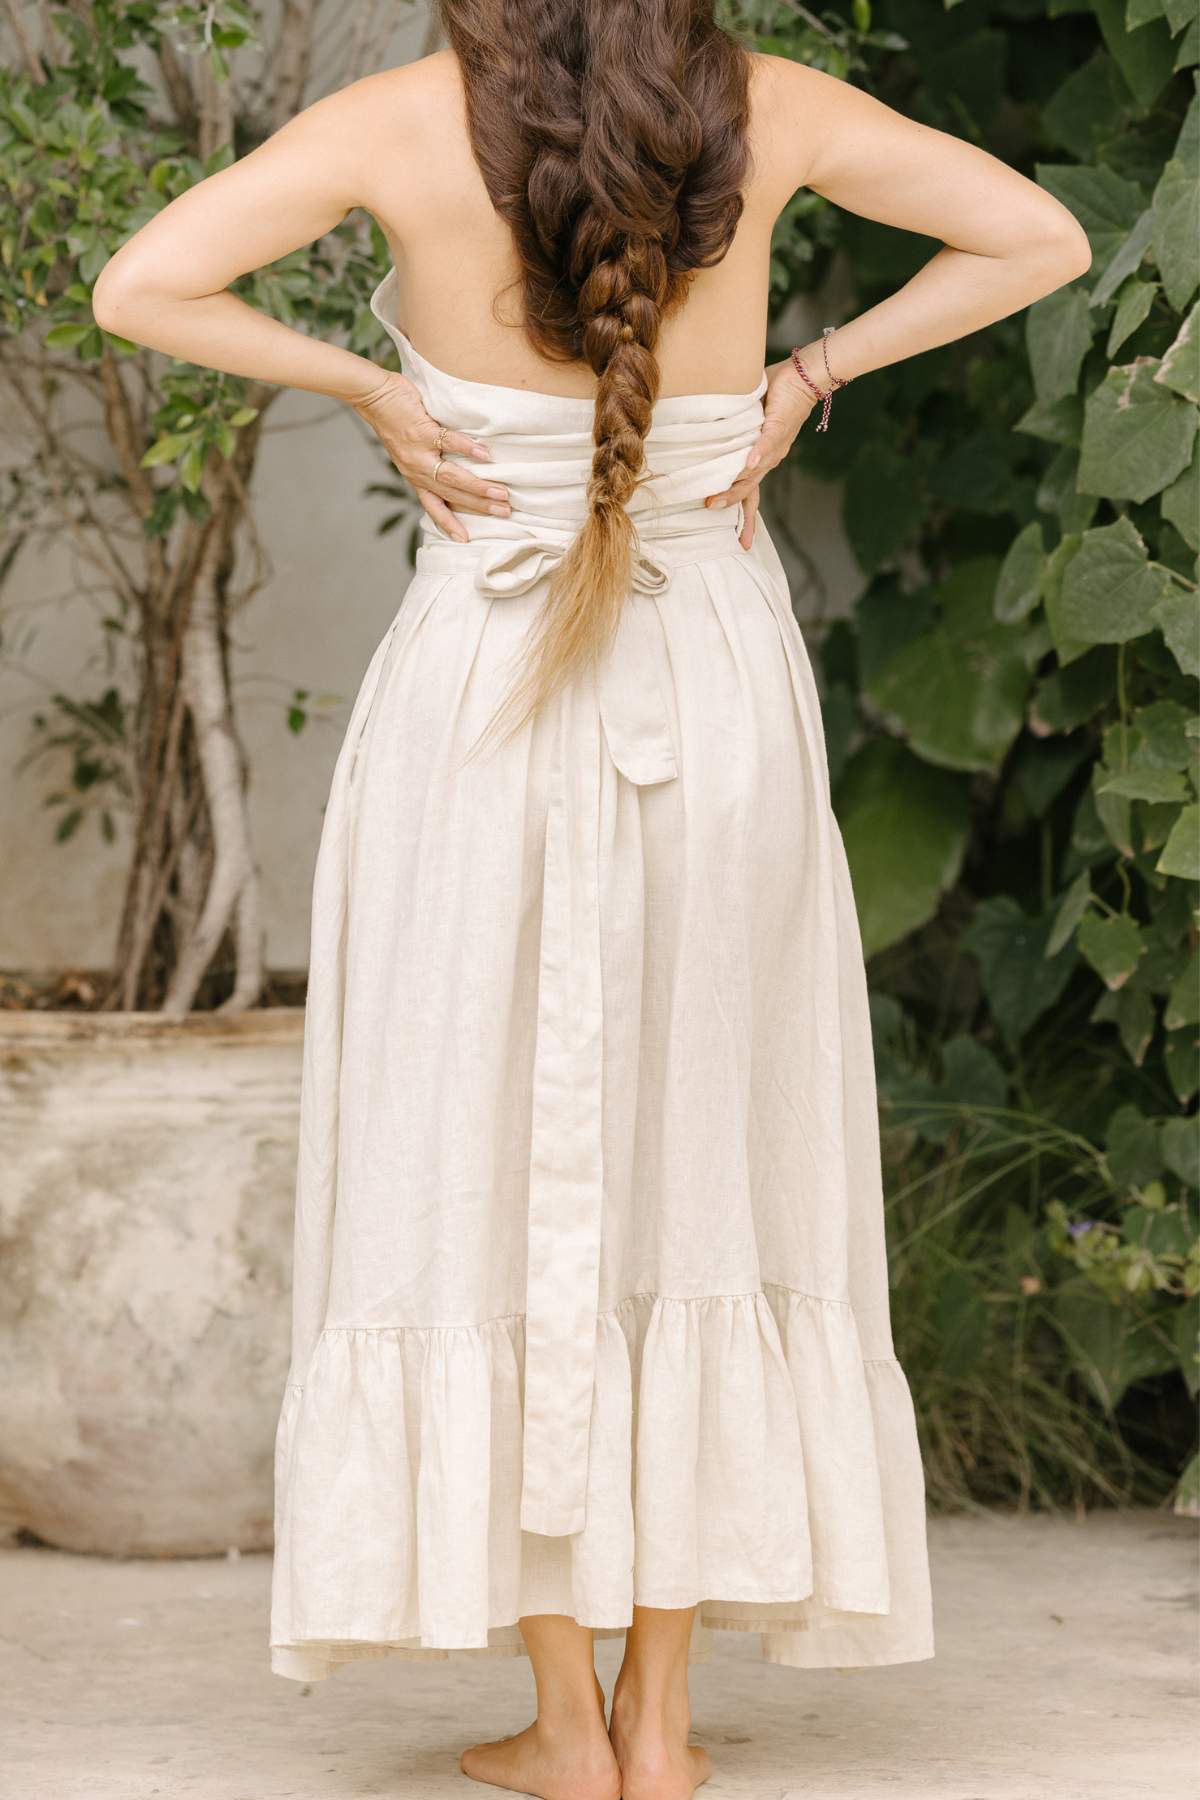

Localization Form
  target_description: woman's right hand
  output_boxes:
[351,369,511,544]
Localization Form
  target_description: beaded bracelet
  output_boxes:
[790,325,853,432]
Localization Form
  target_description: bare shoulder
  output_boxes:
[275,50,464,159]
[744,50,854,202]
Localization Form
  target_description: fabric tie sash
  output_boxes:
[415,516,744,1536]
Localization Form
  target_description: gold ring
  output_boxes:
[435,425,449,455]
[433,456,447,485]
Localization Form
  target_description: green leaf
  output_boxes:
[1152,586,1200,677]
[1029,645,1114,732]
[834,739,970,958]
[1161,449,1199,550]
[1091,208,1155,309]
[1092,764,1136,855]
[1173,1299,1199,1399]
[1036,447,1100,532]
[1129,699,1195,768]
[1015,734,1091,815]
[1078,361,1198,502]
[1092,0,1177,105]
[1106,1101,1163,1186]
[995,521,1046,623]
[1165,948,1199,1027]
[1046,868,1093,955]
[1027,285,1095,402]
[866,559,1030,772]
[1014,392,1086,447]
[44,321,92,349]
[1096,765,1190,801]
[1157,801,1200,878]
[1051,1292,1170,1409]
[1046,516,1165,659]
[843,441,927,572]
[139,432,193,469]
[1175,15,1199,66]
[1078,909,1145,987]
[1152,158,1200,312]
[1165,1028,1199,1101]
[934,1269,989,1379]
[1107,277,1158,355]
[1045,50,1136,159]
[1115,982,1156,1063]
[939,1035,1009,1118]
[1162,1114,1200,1187]
[1157,302,1200,404]
[179,441,205,494]
[229,406,259,427]
[962,895,1076,1039]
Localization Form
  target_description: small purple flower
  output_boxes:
[1066,1220,1096,1238]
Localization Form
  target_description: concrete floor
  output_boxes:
[1,1511,1196,1800]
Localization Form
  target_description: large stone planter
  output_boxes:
[0,1008,302,1556]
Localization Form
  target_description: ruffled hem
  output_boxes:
[270,1284,934,1680]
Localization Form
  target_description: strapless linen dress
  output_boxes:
[268,267,935,1680]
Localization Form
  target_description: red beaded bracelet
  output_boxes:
[790,325,853,432]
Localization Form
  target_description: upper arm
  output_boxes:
[93,69,406,313]
[755,54,1091,265]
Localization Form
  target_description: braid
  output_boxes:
[440,0,751,754]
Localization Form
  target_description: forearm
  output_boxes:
[91,281,391,408]
[792,238,1090,388]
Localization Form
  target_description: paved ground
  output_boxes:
[1,1510,1195,1800]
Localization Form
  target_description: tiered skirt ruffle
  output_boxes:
[270,1283,933,1679]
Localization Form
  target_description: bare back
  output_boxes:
[365,49,794,400]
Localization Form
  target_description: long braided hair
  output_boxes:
[438,0,752,755]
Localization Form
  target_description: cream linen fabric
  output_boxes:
[269,268,935,1680]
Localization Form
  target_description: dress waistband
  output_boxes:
[414,511,747,598]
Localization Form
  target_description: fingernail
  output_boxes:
[471,442,491,460]
[488,502,510,516]
[486,485,507,500]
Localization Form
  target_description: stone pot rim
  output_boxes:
[0,1004,303,1046]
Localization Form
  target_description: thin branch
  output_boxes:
[272,0,318,130]
[3,0,45,81]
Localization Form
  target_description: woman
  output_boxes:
[94,8,1090,1798]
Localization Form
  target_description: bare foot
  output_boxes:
[608,1686,712,1800]
[460,1690,621,1800]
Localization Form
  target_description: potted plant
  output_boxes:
[0,0,426,1555]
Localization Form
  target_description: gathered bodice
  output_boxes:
[368,267,768,547]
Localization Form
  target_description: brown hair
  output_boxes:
[439,0,752,757]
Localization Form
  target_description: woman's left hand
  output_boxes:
[704,357,819,548]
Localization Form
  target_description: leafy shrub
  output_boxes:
[753,0,1198,1504]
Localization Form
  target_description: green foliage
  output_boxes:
[754,0,1198,1502]
[0,2,383,517]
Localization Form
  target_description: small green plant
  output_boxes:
[0,1,414,1010]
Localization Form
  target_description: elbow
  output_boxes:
[92,253,148,337]
[1056,224,1093,281]
[1031,204,1093,283]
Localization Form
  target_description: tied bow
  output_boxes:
[473,533,672,602]
[472,532,678,787]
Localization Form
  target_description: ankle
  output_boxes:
[610,1674,691,1738]
[536,1693,610,1740]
